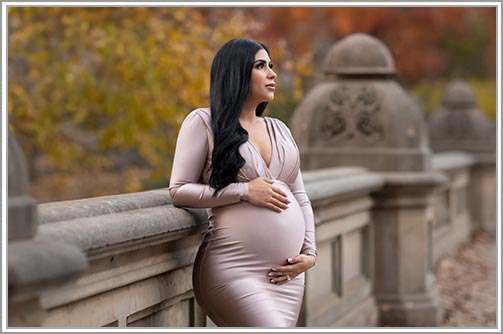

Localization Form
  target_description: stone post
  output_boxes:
[8,130,87,327]
[429,80,496,233]
[290,33,445,326]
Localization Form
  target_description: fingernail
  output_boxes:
[270,279,274,283]
[272,267,277,271]
[267,273,272,277]
[288,258,292,263]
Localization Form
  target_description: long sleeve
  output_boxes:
[169,110,249,208]
[290,169,317,255]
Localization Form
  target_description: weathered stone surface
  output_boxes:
[371,172,446,326]
[302,168,381,327]
[432,151,476,171]
[429,80,496,234]
[38,189,173,224]
[36,204,207,258]
[291,33,432,172]
[8,129,37,240]
[303,167,384,202]
[429,80,495,158]
[9,239,87,300]
[39,234,201,310]
[8,130,88,327]
[323,33,396,75]
[431,152,474,264]
[468,162,496,232]
[41,265,196,327]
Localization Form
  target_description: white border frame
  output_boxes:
[2,2,501,333]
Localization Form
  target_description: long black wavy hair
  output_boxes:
[209,38,270,195]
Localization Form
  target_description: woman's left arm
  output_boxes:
[290,169,317,256]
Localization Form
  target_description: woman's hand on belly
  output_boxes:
[247,177,291,213]
[267,254,316,285]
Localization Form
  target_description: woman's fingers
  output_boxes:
[248,177,291,211]
[265,199,287,212]
[271,197,288,209]
[272,186,288,198]
[268,271,287,277]
[268,273,295,285]
[266,202,283,213]
[272,192,290,205]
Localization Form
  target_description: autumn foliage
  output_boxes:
[7,7,496,202]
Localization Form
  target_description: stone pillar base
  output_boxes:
[335,296,378,327]
[9,297,48,327]
[377,276,444,326]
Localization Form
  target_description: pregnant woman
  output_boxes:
[169,38,317,327]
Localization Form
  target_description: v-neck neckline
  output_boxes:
[247,117,274,170]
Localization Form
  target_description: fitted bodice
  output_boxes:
[193,108,301,186]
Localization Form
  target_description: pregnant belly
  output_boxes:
[210,181,305,266]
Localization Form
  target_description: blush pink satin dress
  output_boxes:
[169,108,316,327]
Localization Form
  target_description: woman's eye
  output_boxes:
[256,63,264,69]
[269,63,274,69]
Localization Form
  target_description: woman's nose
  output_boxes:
[268,68,277,79]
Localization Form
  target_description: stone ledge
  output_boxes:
[379,171,447,188]
[35,205,208,260]
[38,189,173,224]
[432,151,476,171]
[302,166,367,183]
[304,168,384,202]
[8,239,88,300]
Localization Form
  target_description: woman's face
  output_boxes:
[249,48,277,104]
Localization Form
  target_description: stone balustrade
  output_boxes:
[35,189,207,327]
[9,152,491,328]
[428,80,496,233]
[431,152,475,264]
[300,167,384,326]
[10,167,385,327]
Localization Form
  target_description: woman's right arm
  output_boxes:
[168,111,249,208]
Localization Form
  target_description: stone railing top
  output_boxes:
[38,188,172,224]
[34,167,385,259]
[32,166,450,263]
[432,151,476,171]
[379,171,447,188]
[302,166,368,183]
[37,189,207,259]
[303,167,385,202]
[36,201,207,260]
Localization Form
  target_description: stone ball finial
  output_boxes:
[291,33,431,172]
[442,80,477,109]
[429,80,495,157]
[323,33,396,75]
[8,130,37,240]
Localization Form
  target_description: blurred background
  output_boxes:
[7,6,496,203]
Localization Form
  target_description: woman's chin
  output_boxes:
[264,94,275,102]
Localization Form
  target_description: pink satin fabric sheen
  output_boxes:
[169,108,316,327]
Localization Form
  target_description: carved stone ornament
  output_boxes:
[317,85,383,143]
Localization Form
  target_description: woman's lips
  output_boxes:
[266,84,275,91]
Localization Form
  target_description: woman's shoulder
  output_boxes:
[266,116,292,134]
[191,107,211,119]
[184,107,211,128]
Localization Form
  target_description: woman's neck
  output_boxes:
[239,101,261,125]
